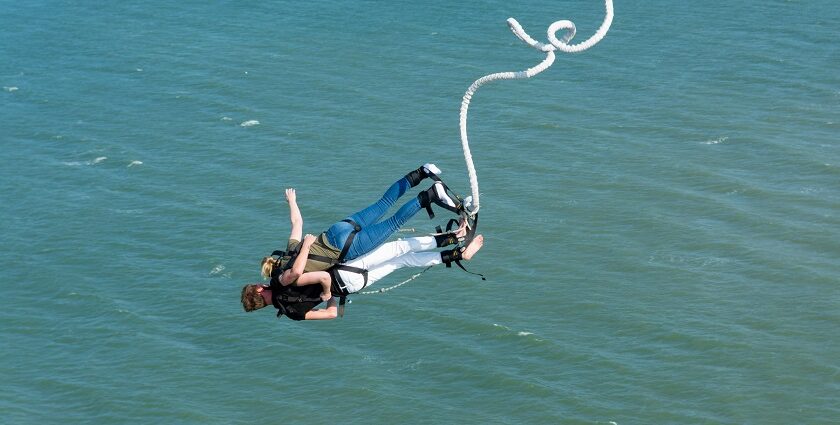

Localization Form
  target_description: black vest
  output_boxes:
[269,268,323,318]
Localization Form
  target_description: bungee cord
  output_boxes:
[360,1,614,295]
[460,0,614,217]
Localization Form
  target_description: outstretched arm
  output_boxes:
[280,234,315,285]
[286,188,303,243]
[304,297,338,320]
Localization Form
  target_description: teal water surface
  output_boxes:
[2,1,838,424]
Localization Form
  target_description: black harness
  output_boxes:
[269,219,367,318]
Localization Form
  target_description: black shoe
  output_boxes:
[405,163,442,188]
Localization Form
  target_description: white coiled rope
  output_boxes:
[459,0,614,217]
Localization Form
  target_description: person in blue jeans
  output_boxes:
[260,163,462,294]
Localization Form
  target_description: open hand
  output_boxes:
[285,188,296,204]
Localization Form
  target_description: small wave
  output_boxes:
[209,265,225,276]
[221,116,233,121]
[62,156,108,166]
[648,252,730,268]
[127,160,143,167]
[703,136,728,145]
[3,86,18,92]
[494,324,541,340]
[136,68,143,72]
[240,120,260,127]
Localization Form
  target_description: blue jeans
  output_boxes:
[325,176,421,261]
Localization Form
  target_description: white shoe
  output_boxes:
[423,163,441,176]
[432,181,458,209]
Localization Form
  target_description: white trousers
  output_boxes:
[336,236,442,293]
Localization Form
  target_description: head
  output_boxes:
[261,256,279,279]
[241,284,269,312]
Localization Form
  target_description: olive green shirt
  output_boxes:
[285,233,341,273]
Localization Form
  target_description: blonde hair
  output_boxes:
[261,256,279,279]
[241,284,268,312]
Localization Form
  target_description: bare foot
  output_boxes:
[461,234,483,260]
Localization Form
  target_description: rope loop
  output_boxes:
[459,1,614,216]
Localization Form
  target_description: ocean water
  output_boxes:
[1,1,838,423]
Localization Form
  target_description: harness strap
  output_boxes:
[426,175,465,218]
[331,219,363,317]
[337,219,361,263]
[307,254,337,264]
[442,245,486,281]
[450,258,486,281]
[278,293,323,304]
[337,297,347,318]
[333,264,369,289]
[424,202,436,220]
[328,263,370,318]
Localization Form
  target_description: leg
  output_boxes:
[338,236,482,293]
[344,197,465,260]
[340,252,443,292]
[347,176,412,228]
[324,176,412,249]
[344,236,438,271]
[343,196,423,260]
[346,163,440,227]
[325,164,438,249]
[366,252,442,284]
